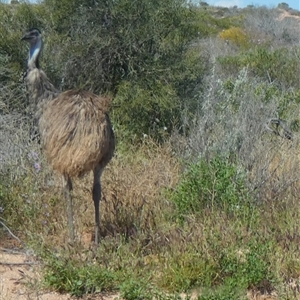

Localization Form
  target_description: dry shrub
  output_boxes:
[95,142,180,238]
[0,113,33,173]
[0,113,63,245]
[243,7,300,46]
[34,141,180,245]
[250,136,300,204]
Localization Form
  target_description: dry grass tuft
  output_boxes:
[249,136,300,204]
[81,142,180,239]
[27,141,180,246]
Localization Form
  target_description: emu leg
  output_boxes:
[62,174,75,242]
[93,166,103,244]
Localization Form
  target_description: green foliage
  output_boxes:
[48,0,199,92]
[170,156,250,218]
[219,27,250,48]
[42,0,80,32]
[254,83,280,103]
[278,89,300,120]
[38,0,206,140]
[112,80,179,141]
[219,242,272,289]
[198,240,273,300]
[193,8,241,36]
[160,251,217,292]
[119,279,151,300]
[43,252,116,297]
[158,221,273,296]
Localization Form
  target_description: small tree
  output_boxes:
[278,2,289,10]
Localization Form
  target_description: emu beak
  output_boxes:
[21,34,30,41]
[21,32,36,41]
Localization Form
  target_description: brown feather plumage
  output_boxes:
[39,90,115,177]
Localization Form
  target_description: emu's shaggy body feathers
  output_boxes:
[39,90,115,177]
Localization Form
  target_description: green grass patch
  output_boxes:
[42,251,116,297]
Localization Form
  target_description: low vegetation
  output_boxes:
[1,1,300,299]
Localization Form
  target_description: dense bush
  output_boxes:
[52,0,208,140]
[170,156,250,219]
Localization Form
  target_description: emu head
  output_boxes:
[21,28,42,69]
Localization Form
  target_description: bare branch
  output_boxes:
[0,219,24,246]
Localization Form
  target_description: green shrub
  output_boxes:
[195,239,273,300]
[112,80,179,141]
[193,9,241,37]
[219,241,272,289]
[159,251,217,292]
[218,27,250,48]
[170,156,250,219]
[120,279,151,300]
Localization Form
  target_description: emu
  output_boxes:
[22,28,115,244]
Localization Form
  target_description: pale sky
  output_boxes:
[203,0,299,10]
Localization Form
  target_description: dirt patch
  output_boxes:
[0,248,71,300]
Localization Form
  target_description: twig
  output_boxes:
[0,220,25,246]
[0,247,25,254]
[0,261,39,266]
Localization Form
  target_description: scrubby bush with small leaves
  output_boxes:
[170,155,250,219]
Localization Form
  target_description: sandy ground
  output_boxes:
[0,250,67,300]
[0,248,71,300]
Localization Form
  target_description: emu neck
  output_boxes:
[25,38,60,117]
[25,68,60,108]
[28,39,42,69]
